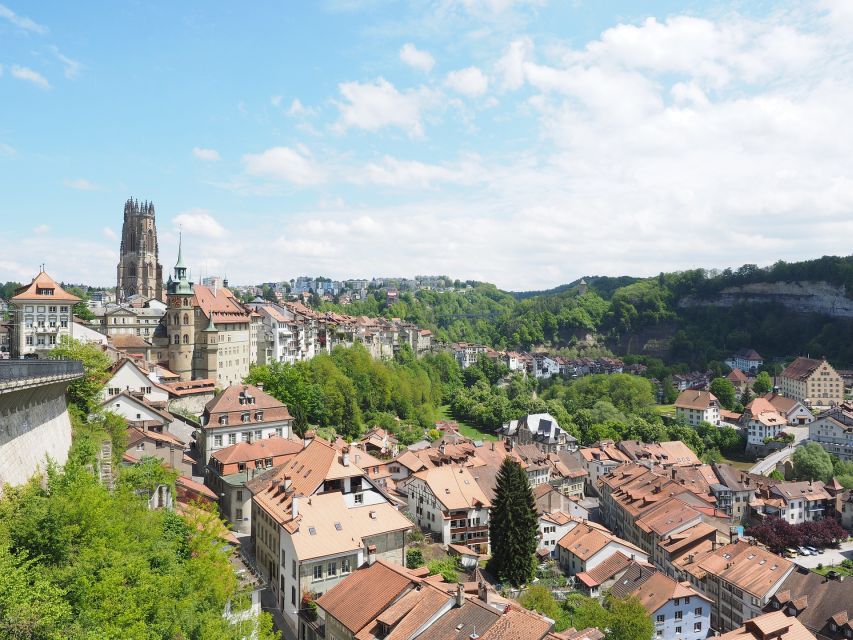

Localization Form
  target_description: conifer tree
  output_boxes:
[488,457,538,586]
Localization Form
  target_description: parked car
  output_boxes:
[805,546,819,554]
[797,547,811,556]
[784,548,798,558]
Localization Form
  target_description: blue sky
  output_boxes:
[2,0,853,290]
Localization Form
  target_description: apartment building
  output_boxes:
[556,521,648,575]
[742,398,788,447]
[752,480,832,524]
[9,270,80,357]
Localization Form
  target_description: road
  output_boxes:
[748,426,810,476]
[792,540,853,569]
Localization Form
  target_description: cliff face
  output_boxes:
[679,281,853,317]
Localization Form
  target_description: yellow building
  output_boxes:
[779,357,844,409]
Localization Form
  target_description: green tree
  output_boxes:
[488,458,538,587]
[709,377,737,410]
[606,596,655,640]
[792,442,834,483]
[753,371,773,395]
[406,548,424,569]
[520,585,569,631]
[291,403,309,439]
[49,336,112,413]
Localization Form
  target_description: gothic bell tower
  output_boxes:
[166,235,195,382]
[116,198,164,302]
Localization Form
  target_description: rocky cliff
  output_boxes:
[679,281,853,317]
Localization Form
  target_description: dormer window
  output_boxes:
[218,415,228,425]
[255,411,264,421]
[241,412,250,423]
[237,463,246,472]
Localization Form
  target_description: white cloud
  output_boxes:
[50,46,81,79]
[445,66,489,96]
[288,98,312,116]
[355,155,483,188]
[270,95,282,107]
[242,146,326,185]
[173,209,226,238]
[335,77,438,136]
[192,147,221,161]
[399,43,435,72]
[0,3,47,34]
[11,65,50,89]
[102,227,117,241]
[495,38,532,90]
[63,178,102,191]
[32,224,50,235]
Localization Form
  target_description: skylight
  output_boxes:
[308,526,316,535]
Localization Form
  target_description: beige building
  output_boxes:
[809,401,853,463]
[779,357,844,409]
[9,270,80,357]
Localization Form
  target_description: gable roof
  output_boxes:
[719,610,816,640]
[768,566,853,637]
[698,540,792,598]
[627,570,709,615]
[675,390,718,411]
[412,465,491,511]
[478,605,553,640]
[781,357,826,381]
[557,522,643,561]
[203,383,292,424]
[12,271,81,302]
[211,436,303,465]
[316,560,418,634]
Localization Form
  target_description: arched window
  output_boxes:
[183,313,189,325]
[173,334,179,344]
[129,264,136,276]
[183,334,189,344]
[183,298,189,307]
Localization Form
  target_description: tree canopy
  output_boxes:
[488,458,538,587]
[792,442,834,483]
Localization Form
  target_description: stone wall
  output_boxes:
[0,380,73,487]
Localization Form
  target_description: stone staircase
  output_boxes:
[99,439,114,491]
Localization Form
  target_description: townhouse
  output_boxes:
[725,349,764,375]
[752,480,832,524]
[578,441,631,492]
[101,357,170,405]
[250,438,412,637]
[197,383,292,464]
[742,398,789,447]
[762,393,815,426]
[403,465,491,554]
[766,565,853,639]
[556,521,648,575]
[719,611,816,640]
[206,436,303,533]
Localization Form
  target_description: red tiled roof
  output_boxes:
[12,271,81,302]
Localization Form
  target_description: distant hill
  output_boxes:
[512,275,640,300]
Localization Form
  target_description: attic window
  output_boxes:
[241,412,250,423]
[255,411,264,421]
[308,527,317,536]
[334,522,342,531]
[219,415,228,425]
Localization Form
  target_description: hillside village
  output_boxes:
[2,208,853,640]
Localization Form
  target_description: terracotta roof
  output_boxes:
[110,334,153,349]
[675,390,719,411]
[576,551,632,587]
[11,271,81,302]
[412,465,491,511]
[762,392,802,415]
[478,605,553,640]
[719,611,816,640]
[627,570,708,615]
[203,383,292,425]
[316,560,417,634]
[126,426,185,448]
[557,522,643,561]
[698,540,792,599]
[608,561,658,599]
[781,357,826,382]
[161,378,216,397]
[211,436,303,465]
[193,284,251,323]
[727,368,749,383]
[176,475,217,500]
[415,597,501,640]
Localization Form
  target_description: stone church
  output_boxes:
[116,198,164,302]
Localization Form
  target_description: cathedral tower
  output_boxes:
[116,198,164,302]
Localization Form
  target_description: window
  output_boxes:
[281,549,286,566]
[26,336,33,345]
[228,433,236,445]
[236,490,243,501]
[242,412,250,423]
[255,430,262,441]
[237,463,246,472]
[313,565,323,580]
[341,558,351,574]
[236,508,243,520]
[694,622,702,632]
[694,607,702,616]
[656,615,664,624]
[182,334,189,344]
[214,435,222,447]
[674,611,682,620]
[275,428,282,437]
[354,493,363,504]
[291,587,296,605]
[328,562,337,577]
[242,432,251,442]
[219,415,228,425]
[675,627,681,635]
[292,560,296,579]
[255,411,264,421]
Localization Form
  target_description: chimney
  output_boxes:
[343,448,350,467]
[478,581,488,604]
[671,468,677,480]
[292,494,300,519]
[439,443,446,455]
[456,584,465,607]
[367,544,377,566]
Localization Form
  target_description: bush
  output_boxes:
[406,548,424,569]
[427,558,460,583]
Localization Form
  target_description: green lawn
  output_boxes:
[437,405,499,441]
[653,404,676,417]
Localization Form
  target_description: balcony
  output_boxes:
[450,524,489,536]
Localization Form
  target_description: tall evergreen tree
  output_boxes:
[488,457,538,586]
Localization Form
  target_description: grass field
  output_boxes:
[437,405,499,441]
[653,404,676,417]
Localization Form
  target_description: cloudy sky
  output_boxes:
[1,1,852,290]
